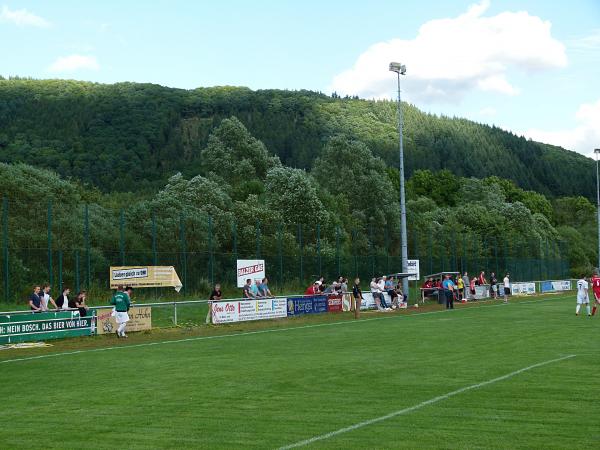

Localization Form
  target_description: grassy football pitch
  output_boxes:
[1,294,598,449]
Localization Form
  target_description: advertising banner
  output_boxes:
[511,282,536,295]
[95,306,152,335]
[286,295,328,316]
[236,260,266,288]
[110,266,182,292]
[551,280,571,292]
[0,311,95,344]
[407,259,420,281]
[342,293,353,312]
[473,285,491,300]
[327,294,343,312]
[211,298,286,324]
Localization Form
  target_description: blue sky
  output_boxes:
[1,0,599,154]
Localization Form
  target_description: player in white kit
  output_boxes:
[576,275,591,316]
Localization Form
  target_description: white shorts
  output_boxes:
[115,311,130,324]
[577,297,589,305]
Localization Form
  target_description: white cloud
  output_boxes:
[522,98,600,156]
[478,106,496,117]
[0,5,50,27]
[330,0,567,103]
[48,54,100,73]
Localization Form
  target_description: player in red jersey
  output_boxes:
[591,273,600,316]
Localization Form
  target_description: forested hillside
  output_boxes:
[0,79,594,197]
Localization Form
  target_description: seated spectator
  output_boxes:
[28,285,43,312]
[252,279,262,298]
[385,276,398,304]
[243,279,255,298]
[305,281,319,296]
[75,291,89,317]
[209,284,222,301]
[258,278,273,297]
[375,277,391,311]
[56,287,71,310]
[369,278,384,311]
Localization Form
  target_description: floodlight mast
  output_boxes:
[595,148,600,272]
[389,62,409,300]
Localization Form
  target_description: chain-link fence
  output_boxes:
[0,197,570,302]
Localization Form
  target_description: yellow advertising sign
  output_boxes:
[109,266,182,291]
[96,306,152,335]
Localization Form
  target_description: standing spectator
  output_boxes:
[442,274,455,309]
[75,291,89,317]
[502,273,510,303]
[469,276,476,299]
[243,279,255,298]
[489,272,498,299]
[462,273,470,298]
[478,271,487,286]
[385,276,399,307]
[258,278,273,297]
[456,276,464,301]
[377,277,392,310]
[209,284,222,301]
[28,285,43,312]
[40,284,58,311]
[56,287,71,310]
[352,278,363,319]
[340,277,348,293]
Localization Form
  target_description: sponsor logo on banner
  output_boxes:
[95,306,152,334]
[511,282,536,295]
[551,280,571,292]
[236,260,266,288]
[327,294,343,312]
[407,259,420,281]
[112,267,148,280]
[541,281,554,293]
[286,296,328,316]
[212,298,286,324]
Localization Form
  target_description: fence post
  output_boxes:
[316,223,321,276]
[278,222,283,285]
[58,250,63,294]
[369,222,374,277]
[385,227,390,274]
[179,213,187,295]
[336,226,341,276]
[428,227,433,275]
[298,224,303,283]
[75,249,80,293]
[151,211,157,266]
[352,229,358,277]
[208,215,214,285]
[255,220,261,259]
[84,204,91,289]
[173,301,178,326]
[494,237,499,276]
[120,209,125,266]
[2,197,8,301]
[47,200,53,286]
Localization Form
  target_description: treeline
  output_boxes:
[0,79,595,197]
[0,117,595,299]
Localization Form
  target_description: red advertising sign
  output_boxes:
[327,294,343,312]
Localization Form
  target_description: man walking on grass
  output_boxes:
[110,285,132,338]
[576,275,590,317]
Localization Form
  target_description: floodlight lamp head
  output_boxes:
[389,62,406,75]
[595,148,600,154]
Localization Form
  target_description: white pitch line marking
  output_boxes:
[278,354,577,449]
[0,294,571,365]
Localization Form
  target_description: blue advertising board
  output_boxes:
[287,295,328,316]
[541,281,553,293]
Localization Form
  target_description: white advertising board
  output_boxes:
[211,298,286,324]
[551,280,571,292]
[407,259,420,281]
[236,259,266,288]
[511,282,536,295]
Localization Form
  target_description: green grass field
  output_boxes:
[1,294,598,449]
